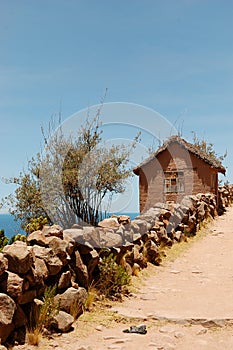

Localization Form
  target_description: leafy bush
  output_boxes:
[4,104,139,229]
[96,253,130,299]
[25,216,48,234]
[9,233,26,244]
[0,230,27,252]
[0,229,9,252]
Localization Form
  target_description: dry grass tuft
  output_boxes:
[84,284,98,311]
[26,285,59,345]
[26,327,42,346]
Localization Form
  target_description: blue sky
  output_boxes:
[0,0,233,214]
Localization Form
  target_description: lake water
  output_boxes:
[0,214,25,239]
[0,212,139,239]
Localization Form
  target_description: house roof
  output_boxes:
[133,135,226,175]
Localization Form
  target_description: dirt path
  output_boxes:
[16,206,233,350]
[113,206,233,321]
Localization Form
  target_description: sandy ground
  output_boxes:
[14,206,233,350]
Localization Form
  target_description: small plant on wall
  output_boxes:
[96,253,131,300]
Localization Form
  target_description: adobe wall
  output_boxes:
[190,153,218,194]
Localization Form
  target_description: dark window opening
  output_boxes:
[164,171,185,193]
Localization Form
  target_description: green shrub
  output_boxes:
[25,216,48,234]
[9,233,26,244]
[96,253,130,299]
[0,229,9,252]
[39,285,59,327]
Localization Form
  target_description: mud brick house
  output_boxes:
[133,136,226,213]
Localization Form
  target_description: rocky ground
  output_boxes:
[13,205,233,350]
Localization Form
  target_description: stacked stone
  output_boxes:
[218,185,233,214]
[0,191,232,345]
[0,225,88,344]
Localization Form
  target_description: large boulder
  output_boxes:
[86,249,99,280]
[144,240,161,265]
[187,214,197,234]
[42,224,63,239]
[99,229,123,248]
[0,272,24,301]
[31,245,63,275]
[181,196,195,213]
[0,293,16,344]
[26,257,48,287]
[83,227,123,248]
[159,208,172,221]
[0,253,8,276]
[3,241,33,275]
[131,219,148,234]
[114,243,133,266]
[77,242,94,255]
[27,230,46,246]
[130,221,140,233]
[83,226,102,247]
[104,231,123,248]
[33,256,49,281]
[54,287,87,319]
[45,236,71,264]
[58,271,72,290]
[63,228,85,246]
[157,227,172,247]
[132,245,145,268]
[51,310,74,332]
[98,217,120,229]
[117,215,131,225]
[46,255,63,276]
[197,201,208,221]
[170,210,183,228]
[31,245,52,260]
[73,251,89,288]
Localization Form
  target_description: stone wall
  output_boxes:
[218,185,233,214]
[1,187,233,346]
